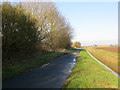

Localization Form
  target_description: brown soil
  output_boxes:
[96,47,120,53]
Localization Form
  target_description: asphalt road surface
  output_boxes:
[3,49,81,88]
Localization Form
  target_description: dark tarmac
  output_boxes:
[3,49,81,88]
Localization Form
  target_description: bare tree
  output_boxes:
[21,2,72,51]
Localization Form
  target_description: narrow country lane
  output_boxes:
[3,49,81,88]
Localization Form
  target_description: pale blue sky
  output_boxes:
[55,2,118,45]
[3,1,118,45]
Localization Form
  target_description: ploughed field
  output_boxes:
[96,46,120,53]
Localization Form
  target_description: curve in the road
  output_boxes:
[3,49,81,88]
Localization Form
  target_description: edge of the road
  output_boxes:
[40,49,81,68]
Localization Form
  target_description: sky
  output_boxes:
[55,2,118,46]
[2,0,118,46]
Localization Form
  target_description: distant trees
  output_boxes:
[2,2,72,61]
[72,42,81,48]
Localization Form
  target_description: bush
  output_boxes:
[2,3,38,61]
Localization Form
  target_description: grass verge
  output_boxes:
[64,49,118,88]
[84,47,119,73]
[3,48,74,81]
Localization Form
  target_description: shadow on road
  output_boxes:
[3,49,81,88]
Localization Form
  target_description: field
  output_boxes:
[64,50,118,88]
[96,46,120,53]
[84,46,119,74]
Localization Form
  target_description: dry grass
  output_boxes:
[84,46,119,74]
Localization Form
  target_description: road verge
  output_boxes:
[64,49,118,88]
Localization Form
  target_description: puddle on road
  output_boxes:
[64,59,76,74]
[73,59,76,62]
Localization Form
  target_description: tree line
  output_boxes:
[2,2,72,61]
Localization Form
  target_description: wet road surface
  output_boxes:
[3,49,81,88]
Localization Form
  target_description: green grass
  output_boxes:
[3,48,75,81]
[64,49,118,88]
[3,51,66,81]
[83,47,118,73]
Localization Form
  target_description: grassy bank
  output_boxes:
[3,49,74,81]
[64,49,118,88]
[84,47,119,73]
